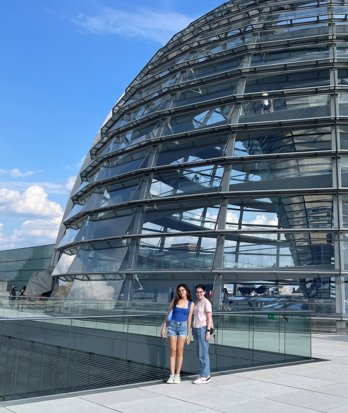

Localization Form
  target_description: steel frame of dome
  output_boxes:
[51,0,348,314]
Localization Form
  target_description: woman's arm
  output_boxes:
[206,311,213,330]
[205,311,213,341]
[160,301,174,337]
[186,302,195,344]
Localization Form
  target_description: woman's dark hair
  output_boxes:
[195,284,206,292]
[173,284,192,307]
[195,284,207,299]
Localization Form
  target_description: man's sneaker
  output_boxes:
[167,374,175,384]
[173,374,181,384]
[193,376,211,384]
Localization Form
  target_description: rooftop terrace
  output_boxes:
[1,333,347,413]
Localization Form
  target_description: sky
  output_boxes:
[0,0,224,251]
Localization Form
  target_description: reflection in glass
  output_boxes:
[223,231,334,269]
[120,236,217,270]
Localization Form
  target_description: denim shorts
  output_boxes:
[167,320,188,337]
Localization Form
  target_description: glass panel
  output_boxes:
[340,127,348,150]
[258,23,330,43]
[156,132,229,166]
[338,91,348,116]
[66,278,126,300]
[234,126,332,155]
[71,180,90,198]
[253,314,283,354]
[229,157,332,191]
[58,213,134,248]
[0,245,53,263]
[68,244,129,273]
[342,196,348,227]
[83,178,143,210]
[90,151,149,183]
[300,276,334,300]
[269,7,329,23]
[245,70,330,94]
[284,312,312,358]
[278,194,334,229]
[170,79,238,109]
[101,125,331,165]
[333,6,348,22]
[222,231,335,269]
[116,79,238,130]
[52,253,76,276]
[225,198,279,230]
[108,105,232,147]
[150,165,223,198]
[98,135,132,156]
[141,10,330,84]
[336,45,348,59]
[192,106,230,129]
[113,98,168,129]
[140,203,221,235]
[64,203,84,221]
[141,38,243,84]
[109,120,165,146]
[341,233,348,270]
[240,94,330,124]
[129,57,242,108]
[251,45,330,67]
[340,156,348,186]
[121,235,217,270]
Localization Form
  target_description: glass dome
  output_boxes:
[51,0,348,313]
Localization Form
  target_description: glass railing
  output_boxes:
[226,296,337,315]
[0,296,117,317]
[213,311,311,358]
[0,310,311,401]
[0,296,171,318]
[0,295,339,317]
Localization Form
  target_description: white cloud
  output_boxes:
[0,176,76,196]
[248,213,278,227]
[226,211,239,226]
[0,176,77,250]
[14,217,61,241]
[0,217,61,251]
[0,185,64,250]
[0,223,16,250]
[71,7,193,44]
[0,168,39,178]
[0,185,63,218]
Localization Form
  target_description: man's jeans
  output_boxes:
[192,327,210,378]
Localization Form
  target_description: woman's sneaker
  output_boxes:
[193,376,211,384]
[167,374,175,384]
[173,374,181,384]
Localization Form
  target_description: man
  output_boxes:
[192,284,213,384]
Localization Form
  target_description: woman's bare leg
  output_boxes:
[175,337,186,375]
[169,336,177,375]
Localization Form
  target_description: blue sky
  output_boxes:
[0,0,223,251]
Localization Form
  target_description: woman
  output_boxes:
[192,284,213,384]
[161,284,194,384]
[221,287,230,311]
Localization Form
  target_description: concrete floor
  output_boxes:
[1,334,348,413]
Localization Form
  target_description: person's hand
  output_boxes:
[186,335,191,345]
[161,326,166,338]
[205,331,211,342]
